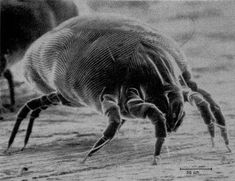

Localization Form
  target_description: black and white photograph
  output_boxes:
[0,0,235,180]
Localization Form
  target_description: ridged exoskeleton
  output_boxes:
[6,15,231,164]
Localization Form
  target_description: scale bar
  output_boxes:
[180,168,212,170]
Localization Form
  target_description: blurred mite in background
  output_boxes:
[0,0,78,112]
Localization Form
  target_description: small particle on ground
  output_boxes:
[18,167,29,176]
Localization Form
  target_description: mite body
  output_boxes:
[0,0,78,110]
[7,15,231,164]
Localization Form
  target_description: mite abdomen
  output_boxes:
[23,28,74,93]
[23,15,188,111]
[24,27,139,109]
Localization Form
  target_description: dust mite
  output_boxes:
[0,0,78,110]
[6,15,231,165]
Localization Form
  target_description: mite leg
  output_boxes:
[196,88,230,149]
[183,70,230,151]
[184,91,215,147]
[3,69,15,110]
[82,88,167,164]
[21,109,42,150]
[82,93,122,163]
[125,88,167,165]
[7,105,32,151]
[22,106,48,150]
[6,93,61,152]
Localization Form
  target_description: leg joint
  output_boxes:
[30,109,42,119]
[26,98,42,110]
[47,93,61,105]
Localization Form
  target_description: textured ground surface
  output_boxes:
[0,1,235,181]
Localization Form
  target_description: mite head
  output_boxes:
[163,85,185,132]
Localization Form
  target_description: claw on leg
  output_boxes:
[152,155,161,165]
[152,137,165,165]
[81,120,120,163]
[81,119,126,163]
[220,127,232,152]
[81,136,111,163]
[81,118,125,163]
[219,127,231,152]
[226,145,232,153]
[81,120,126,163]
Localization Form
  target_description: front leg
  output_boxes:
[183,70,230,151]
[183,71,227,130]
[82,93,122,163]
[184,90,231,152]
[126,88,167,165]
[196,88,230,149]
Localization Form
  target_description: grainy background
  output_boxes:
[1,1,235,180]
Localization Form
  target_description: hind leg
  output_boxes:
[182,70,230,151]
[6,92,63,152]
